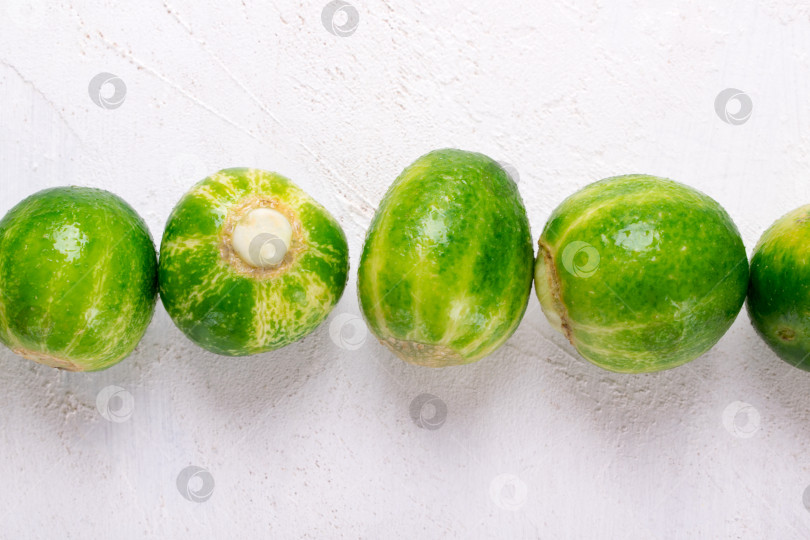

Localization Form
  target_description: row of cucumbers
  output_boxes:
[0,149,805,374]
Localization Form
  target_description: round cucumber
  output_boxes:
[0,187,158,371]
[535,174,748,373]
[358,149,534,367]
[159,168,349,356]
[747,204,810,370]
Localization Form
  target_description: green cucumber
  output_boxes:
[158,168,349,356]
[358,149,534,367]
[0,187,158,371]
[747,204,810,370]
[535,174,748,373]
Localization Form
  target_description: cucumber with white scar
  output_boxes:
[158,168,349,356]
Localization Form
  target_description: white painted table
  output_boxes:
[1,1,809,537]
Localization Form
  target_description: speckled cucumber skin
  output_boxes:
[159,168,349,356]
[0,187,158,371]
[358,149,534,367]
[747,204,810,370]
[535,174,748,373]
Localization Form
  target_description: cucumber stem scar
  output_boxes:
[537,240,574,344]
[231,208,292,268]
[220,196,303,279]
[381,337,463,367]
[13,347,82,371]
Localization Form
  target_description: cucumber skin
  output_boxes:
[158,168,349,356]
[535,174,749,373]
[358,149,534,366]
[0,187,158,371]
[747,204,810,370]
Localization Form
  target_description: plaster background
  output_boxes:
[1,0,809,537]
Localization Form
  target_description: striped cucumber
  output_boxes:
[747,204,810,370]
[0,187,158,371]
[158,168,349,356]
[358,149,534,367]
[535,174,748,373]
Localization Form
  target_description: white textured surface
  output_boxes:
[1,0,810,538]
